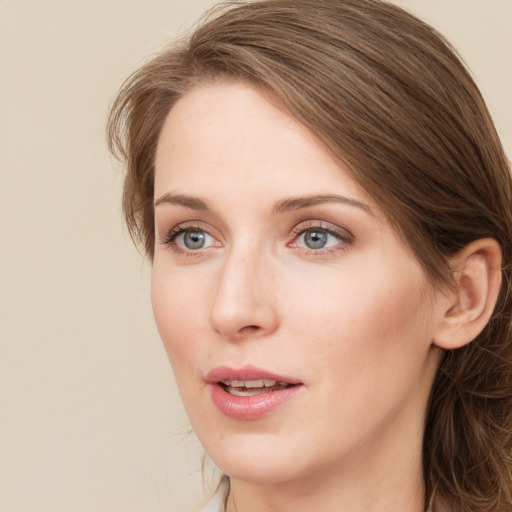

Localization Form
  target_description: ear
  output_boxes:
[433,238,502,350]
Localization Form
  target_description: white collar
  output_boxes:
[202,479,229,512]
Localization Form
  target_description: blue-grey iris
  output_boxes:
[184,231,206,249]
[305,230,327,249]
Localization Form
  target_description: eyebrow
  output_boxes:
[154,192,372,215]
[272,194,372,215]
[154,193,210,210]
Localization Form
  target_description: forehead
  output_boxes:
[154,82,369,205]
[155,82,308,172]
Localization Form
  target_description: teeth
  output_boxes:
[220,379,278,388]
[219,379,292,396]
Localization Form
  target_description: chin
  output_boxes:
[216,458,302,485]
[199,429,315,485]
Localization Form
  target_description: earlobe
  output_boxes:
[433,238,502,350]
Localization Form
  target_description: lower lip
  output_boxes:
[209,383,303,420]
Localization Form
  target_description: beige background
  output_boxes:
[1,1,510,511]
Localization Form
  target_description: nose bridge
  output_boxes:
[209,239,278,340]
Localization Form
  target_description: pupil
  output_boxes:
[184,231,205,249]
[305,230,327,249]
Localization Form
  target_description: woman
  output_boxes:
[107,0,512,510]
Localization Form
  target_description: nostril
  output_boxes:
[243,325,260,332]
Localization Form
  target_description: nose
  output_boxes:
[209,246,279,341]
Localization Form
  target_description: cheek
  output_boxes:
[288,266,433,384]
[150,264,212,374]
[281,267,435,459]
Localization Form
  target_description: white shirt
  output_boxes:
[201,480,228,512]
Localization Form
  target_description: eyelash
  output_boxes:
[160,223,215,256]
[289,221,354,255]
[160,221,354,256]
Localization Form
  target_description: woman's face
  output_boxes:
[152,82,443,485]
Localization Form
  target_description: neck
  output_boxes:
[227,469,425,512]
[227,462,425,512]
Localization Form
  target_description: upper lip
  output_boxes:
[205,364,302,385]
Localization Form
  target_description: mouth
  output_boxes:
[219,379,295,397]
[206,365,304,420]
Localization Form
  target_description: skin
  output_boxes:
[151,82,452,512]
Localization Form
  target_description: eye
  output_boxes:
[179,230,211,250]
[163,225,218,252]
[296,228,339,249]
[290,221,354,253]
[301,229,336,249]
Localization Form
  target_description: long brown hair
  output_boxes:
[107,1,512,510]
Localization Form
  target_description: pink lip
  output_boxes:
[205,365,302,384]
[205,365,304,421]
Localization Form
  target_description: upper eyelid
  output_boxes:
[158,221,212,245]
[291,220,354,240]
[167,221,212,234]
